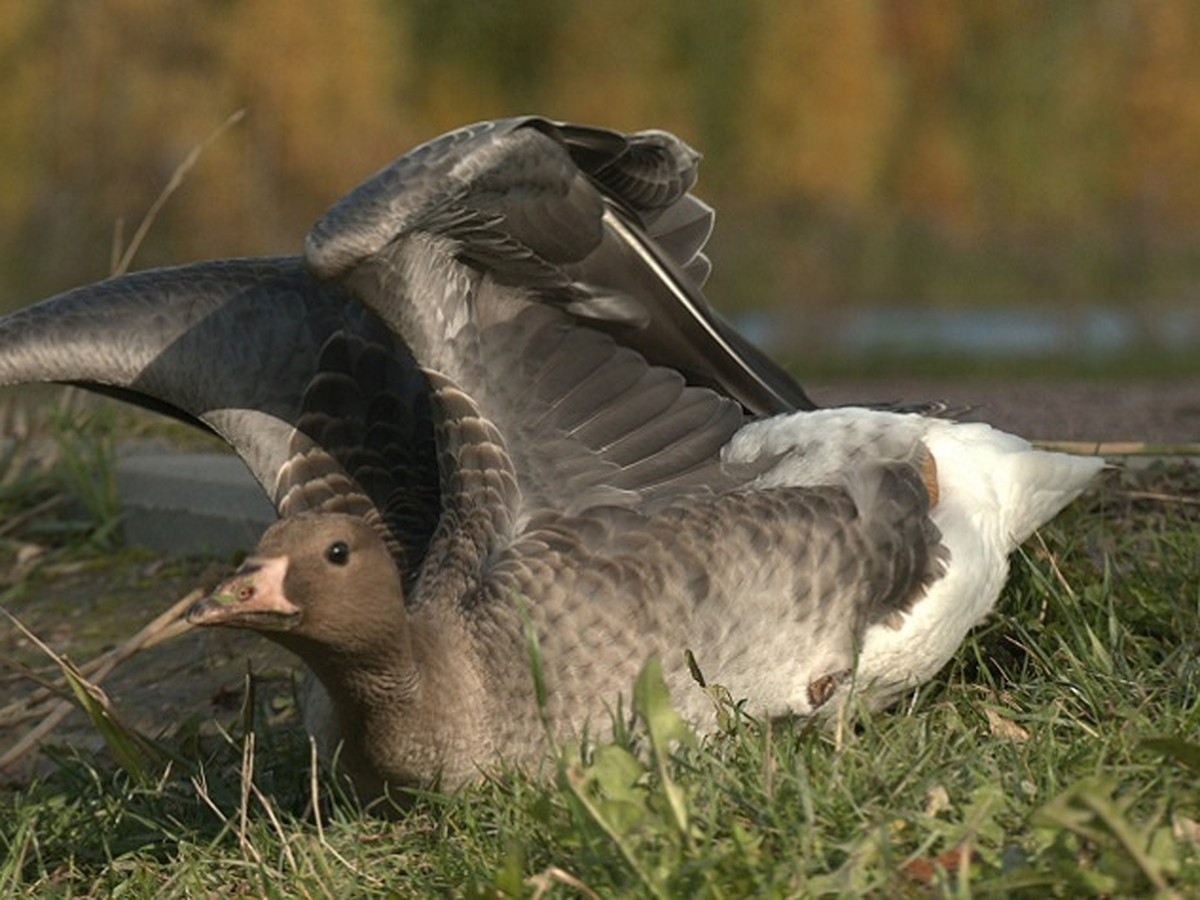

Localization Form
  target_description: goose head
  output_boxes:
[187,511,428,736]
[188,512,407,662]
[187,512,497,793]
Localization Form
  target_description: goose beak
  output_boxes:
[187,555,300,631]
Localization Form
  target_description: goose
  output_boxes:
[182,118,1105,797]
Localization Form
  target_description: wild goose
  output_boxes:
[185,118,1103,797]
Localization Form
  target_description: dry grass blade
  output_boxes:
[528,866,600,900]
[250,777,298,875]
[1032,530,1077,599]
[237,731,262,863]
[306,736,373,883]
[0,588,198,722]
[0,589,198,770]
[1034,440,1200,457]
[0,690,75,773]
[111,109,245,277]
[1,609,159,781]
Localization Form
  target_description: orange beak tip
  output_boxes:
[186,556,299,630]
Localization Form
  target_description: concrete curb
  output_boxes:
[115,450,275,557]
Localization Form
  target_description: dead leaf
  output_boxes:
[986,707,1030,742]
[925,784,951,817]
[900,846,977,884]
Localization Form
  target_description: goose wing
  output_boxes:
[270,314,440,585]
[0,258,438,561]
[303,120,793,542]
[306,117,812,418]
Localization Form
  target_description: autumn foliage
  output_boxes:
[2,1,1199,317]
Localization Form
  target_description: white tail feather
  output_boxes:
[922,421,1104,550]
[728,409,1104,548]
[723,406,1104,714]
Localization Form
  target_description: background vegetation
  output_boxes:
[3,1,1200,349]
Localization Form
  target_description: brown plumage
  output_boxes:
[182,118,1093,800]
[189,456,942,795]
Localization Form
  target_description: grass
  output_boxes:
[0,413,1198,895]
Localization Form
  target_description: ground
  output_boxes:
[0,551,297,785]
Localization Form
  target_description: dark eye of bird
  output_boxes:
[325,541,350,566]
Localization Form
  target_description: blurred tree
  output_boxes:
[0,0,403,300]
[1,0,1200,324]
[547,0,693,134]
[406,0,568,126]
[1118,0,1200,288]
[216,0,406,250]
[740,0,897,213]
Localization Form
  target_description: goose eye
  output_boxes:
[325,541,350,566]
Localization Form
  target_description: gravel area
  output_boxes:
[811,377,1200,447]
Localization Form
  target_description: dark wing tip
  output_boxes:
[553,123,701,211]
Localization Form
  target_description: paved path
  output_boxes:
[811,377,1200,447]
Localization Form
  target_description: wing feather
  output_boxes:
[307,117,812,417]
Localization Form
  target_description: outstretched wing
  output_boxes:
[304,118,808,517]
[302,118,815,590]
[0,258,438,561]
[306,117,812,417]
